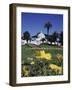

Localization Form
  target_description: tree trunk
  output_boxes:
[47,29,49,36]
[47,28,49,41]
[27,40,28,44]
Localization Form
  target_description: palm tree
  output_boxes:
[44,21,52,39]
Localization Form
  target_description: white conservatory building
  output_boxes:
[21,32,47,45]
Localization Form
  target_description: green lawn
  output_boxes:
[21,44,63,77]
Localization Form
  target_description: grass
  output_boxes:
[21,44,63,77]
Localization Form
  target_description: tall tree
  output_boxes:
[52,32,58,42]
[44,21,52,40]
[22,31,31,43]
[59,31,63,45]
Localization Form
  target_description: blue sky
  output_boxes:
[21,12,63,36]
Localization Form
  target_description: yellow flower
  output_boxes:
[22,66,30,76]
[35,50,45,59]
[35,50,52,60]
[56,54,63,61]
[40,50,46,56]
[30,61,35,65]
[49,64,62,74]
[45,53,52,60]
[24,71,29,76]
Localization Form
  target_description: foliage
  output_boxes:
[40,38,46,43]
[21,45,63,77]
[59,32,63,45]
[52,32,58,42]
[22,31,31,43]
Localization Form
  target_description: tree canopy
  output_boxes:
[22,31,31,43]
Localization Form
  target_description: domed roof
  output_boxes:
[37,32,45,39]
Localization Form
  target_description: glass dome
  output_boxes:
[37,32,45,39]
